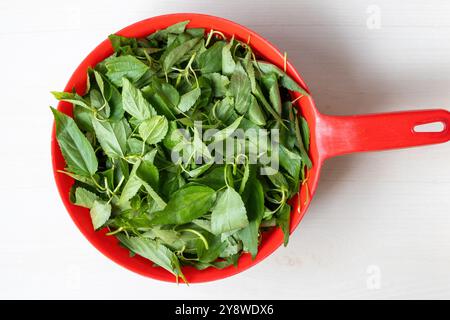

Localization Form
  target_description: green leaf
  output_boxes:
[267,172,289,190]
[90,70,110,118]
[105,55,150,87]
[192,166,226,190]
[58,170,97,187]
[277,204,291,246]
[247,95,266,126]
[108,34,138,54]
[242,52,257,93]
[238,176,265,258]
[142,148,158,163]
[197,235,227,263]
[141,81,177,120]
[197,41,225,73]
[150,186,216,225]
[255,60,309,96]
[148,20,190,41]
[163,121,187,150]
[220,236,242,258]
[90,200,111,230]
[118,161,142,206]
[177,87,201,113]
[73,105,94,132]
[112,209,153,230]
[162,37,201,73]
[51,107,98,177]
[211,115,243,143]
[222,39,236,76]
[138,115,169,145]
[100,167,115,191]
[203,73,229,97]
[91,118,127,158]
[186,28,205,37]
[253,83,283,123]
[89,89,108,117]
[213,96,235,123]
[229,62,252,114]
[186,162,213,178]
[136,160,159,190]
[74,187,98,209]
[126,137,148,156]
[192,127,212,161]
[165,20,190,34]
[161,170,186,199]
[140,181,167,211]
[122,78,156,120]
[160,82,180,108]
[142,227,185,251]
[279,144,301,180]
[194,76,213,109]
[300,116,310,151]
[97,71,124,120]
[116,234,185,282]
[52,91,91,110]
[261,72,282,115]
[211,187,249,235]
[294,114,312,169]
[280,101,296,148]
[192,219,213,233]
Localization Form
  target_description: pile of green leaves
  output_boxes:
[51,21,311,282]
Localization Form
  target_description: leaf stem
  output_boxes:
[205,30,227,47]
[106,227,124,236]
[224,164,231,188]
[178,228,209,250]
[143,49,152,66]
[90,176,106,191]
[113,176,125,193]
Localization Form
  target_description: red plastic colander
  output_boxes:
[51,13,450,283]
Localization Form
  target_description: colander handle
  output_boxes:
[317,109,450,160]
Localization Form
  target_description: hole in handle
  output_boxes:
[413,121,445,133]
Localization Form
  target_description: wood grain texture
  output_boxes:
[0,0,449,299]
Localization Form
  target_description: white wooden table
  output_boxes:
[1,0,449,299]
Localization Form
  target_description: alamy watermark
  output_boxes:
[366,5,382,30]
[366,264,381,290]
